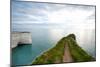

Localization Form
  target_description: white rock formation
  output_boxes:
[11,32,32,48]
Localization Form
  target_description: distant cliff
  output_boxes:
[11,32,32,48]
[32,34,95,65]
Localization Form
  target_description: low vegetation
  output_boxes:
[32,34,95,65]
[65,34,95,62]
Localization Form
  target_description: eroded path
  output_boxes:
[63,43,73,62]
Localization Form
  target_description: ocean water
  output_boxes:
[12,24,96,65]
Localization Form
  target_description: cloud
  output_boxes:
[12,1,95,29]
[12,0,96,5]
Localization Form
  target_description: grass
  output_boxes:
[32,38,65,64]
[32,34,95,65]
[65,37,95,62]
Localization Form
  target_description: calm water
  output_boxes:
[12,24,96,65]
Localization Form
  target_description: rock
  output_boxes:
[11,32,32,48]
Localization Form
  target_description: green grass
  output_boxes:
[32,34,95,65]
[32,38,66,64]
[65,37,95,62]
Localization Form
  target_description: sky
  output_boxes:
[12,0,96,5]
[12,1,95,29]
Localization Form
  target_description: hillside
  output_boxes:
[32,34,95,65]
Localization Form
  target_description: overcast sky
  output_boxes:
[12,0,96,5]
[12,1,95,29]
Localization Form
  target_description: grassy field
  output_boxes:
[32,34,95,65]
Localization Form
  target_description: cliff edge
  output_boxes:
[11,32,32,48]
[32,34,95,65]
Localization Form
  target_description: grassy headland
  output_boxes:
[32,34,95,65]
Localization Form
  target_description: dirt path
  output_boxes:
[63,43,73,63]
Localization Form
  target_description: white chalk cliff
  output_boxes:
[11,32,32,48]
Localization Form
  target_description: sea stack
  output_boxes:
[11,32,32,48]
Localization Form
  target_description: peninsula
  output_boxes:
[32,34,95,65]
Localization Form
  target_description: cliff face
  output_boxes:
[32,34,95,65]
[11,32,32,48]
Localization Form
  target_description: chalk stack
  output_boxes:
[11,32,32,48]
